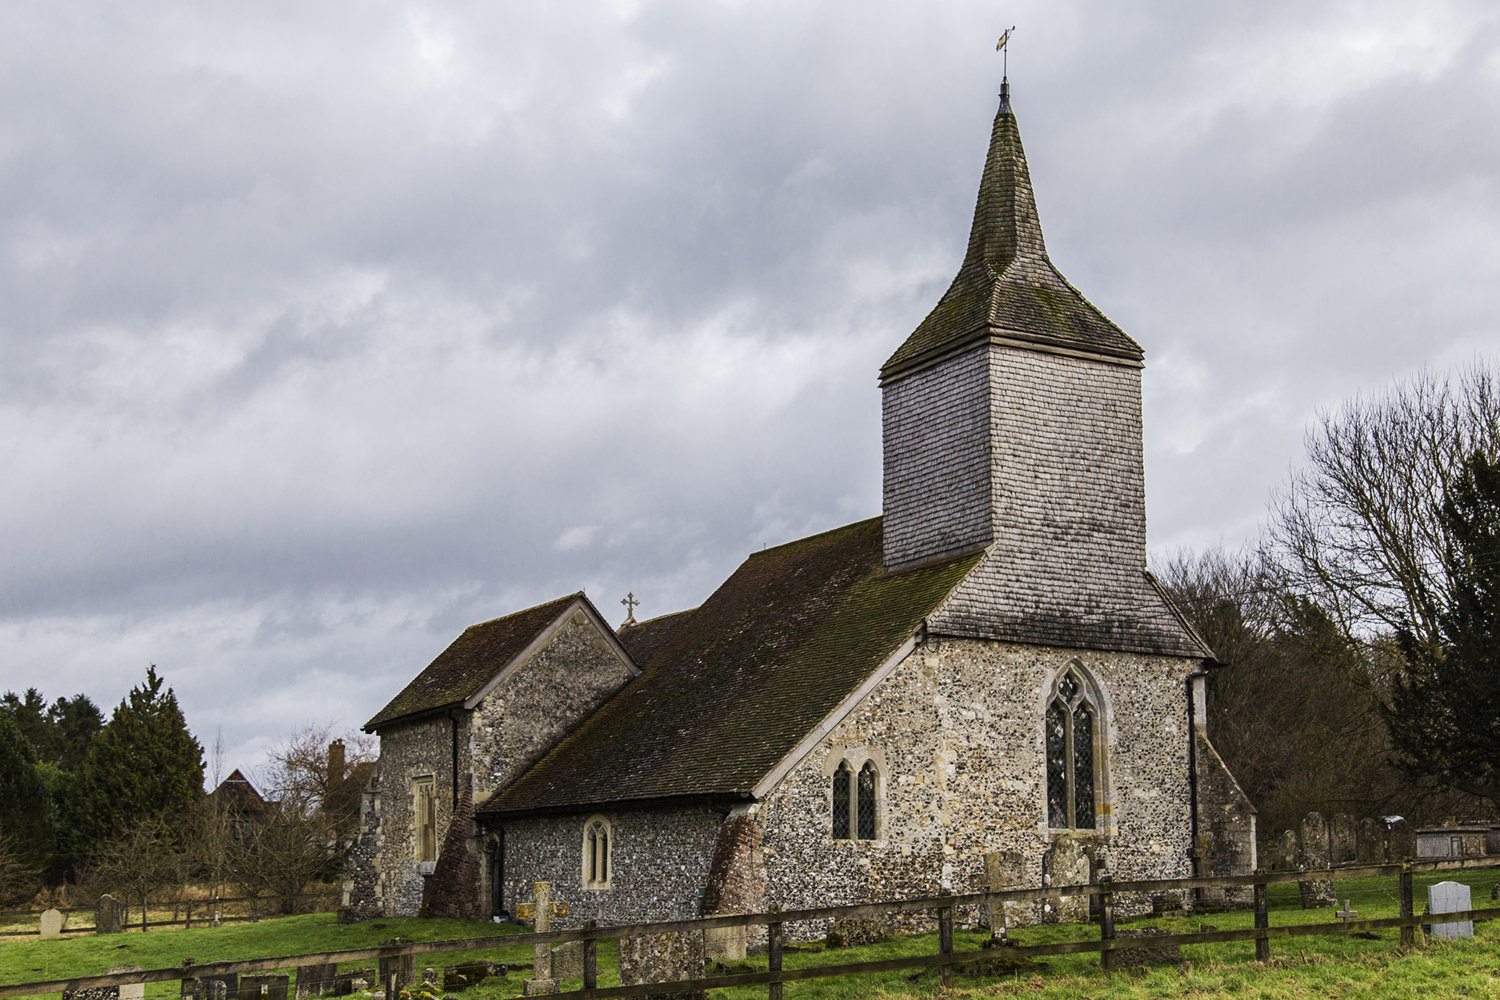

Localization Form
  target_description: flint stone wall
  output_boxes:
[499,807,722,926]
[756,637,1200,935]
[367,715,460,915]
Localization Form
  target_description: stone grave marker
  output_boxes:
[40,907,65,940]
[294,964,337,1000]
[1427,881,1473,939]
[515,882,568,996]
[982,849,1034,934]
[1273,829,1298,871]
[618,930,706,1000]
[1112,929,1180,967]
[1297,813,1335,908]
[1041,838,1090,924]
[1355,818,1384,865]
[115,967,145,1000]
[1330,814,1357,865]
[1387,819,1416,860]
[332,971,374,997]
[95,894,123,935]
[240,976,287,1000]
[549,941,584,981]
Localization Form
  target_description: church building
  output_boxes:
[348,83,1255,928]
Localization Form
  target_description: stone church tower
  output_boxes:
[882,82,1193,657]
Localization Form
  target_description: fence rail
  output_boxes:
[1,858,1496,999]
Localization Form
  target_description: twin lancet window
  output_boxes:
[831,760,878,840]
[1046,666,1099,830]
[584,817,611,888]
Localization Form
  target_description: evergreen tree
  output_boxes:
[0,688,104,771]
[73,667,205,852]
[0,713,52,872]
[1388,451,1500,809]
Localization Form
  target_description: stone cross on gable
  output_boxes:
[516,882,569,996]
[620,593,640,627]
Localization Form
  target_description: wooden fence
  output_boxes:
[1,858,1496,1000]
[0,892,341,936]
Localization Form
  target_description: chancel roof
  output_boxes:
[478,518,981,817]
[880,84,1143,384]
[365,592,585,730]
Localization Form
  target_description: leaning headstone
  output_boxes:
[1273,830,1299,871]
[1387,819,1416,860]
[40,907,65,940]
[421,970,438,988]
[294,964,337,1000]
[1330,814,1357,865]
[1355,818,1384,865]
[983,849,1035,933]
[618,930,706,1000]
[1427,881,1473,939]
[95,894,123,935]
[1041,838,1091,924]
[549,942,584,981]
[1298,813,1335,908]
[240,976,288,1000]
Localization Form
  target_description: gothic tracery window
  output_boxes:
[831,757,880,841]
[584,817,611,888]
[857,762,877,840]
[1046,666,1099,830]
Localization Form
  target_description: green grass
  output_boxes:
[3,869,1497,1000]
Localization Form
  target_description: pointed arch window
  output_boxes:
[831,757,880,841]
[857,762,877,840]
[832,762,852,839]
[1046,666,1100,830]
[583,817,611,889]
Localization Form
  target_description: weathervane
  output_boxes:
[621,592,640,627]
[996,26,1016,81]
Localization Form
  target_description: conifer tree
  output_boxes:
[73,666,204,852]
[1388,451,1500,809]
[0,713,52,874]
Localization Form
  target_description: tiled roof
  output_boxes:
[210,768,268,814]
[365,593,582,730]
[478,518,981,816]
[881,85,1143,384]
[617,607,698,665]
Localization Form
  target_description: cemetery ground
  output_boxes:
[2,868,1497,1000]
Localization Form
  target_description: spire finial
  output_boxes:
[996,26,1016,109]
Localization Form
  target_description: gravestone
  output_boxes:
[421,970,438,987]
[1427,881,1473,939]
[1041,838,1090,924]
[1297,813,1335,908]
[1355,818,1384,865]
[1387,819,1416,860]
[240,976,287,1000]
[441,963,490,991]
[1330,814,1357,865]
[516,882,565,996]
[333,971,374,997]
[618,931,706,1000]
[40,907,65,939]
[1273,830,1299,871]
[113,968,145,1000]
[549,942,584,981]
[182,981,228,1000]
[294,964,337,1000]
[982,849,1034,933]
[95,894,123,935]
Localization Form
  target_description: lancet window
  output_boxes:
[1045,665,1100,830]
[831,756,880,841]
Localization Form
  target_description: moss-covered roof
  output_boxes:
[365,593,582,730]
[616,607,699,665]
[881,87,1143,384]
[478,518,981,816]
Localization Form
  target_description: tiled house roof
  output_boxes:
[478,518,981,816]
[364,593,584,730]
[880,84,1143,384]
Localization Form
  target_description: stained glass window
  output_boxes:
[832,763,852,839]
[857,762,877,840]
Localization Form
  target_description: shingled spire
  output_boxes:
[880,83,1143,384]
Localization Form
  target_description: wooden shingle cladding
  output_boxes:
[364,592,635,731]
[477,518,982,818]
[880,86,1143,386]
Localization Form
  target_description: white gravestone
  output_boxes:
[39,908,65,939]
[1427,881,1473,939]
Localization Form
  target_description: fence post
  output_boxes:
[767,904,783,1000]
[1253,872,1270,962]
[582,919,598,990]
[1399,863,1414,948]
[938,890,954,989]
[1098,877,1116,973]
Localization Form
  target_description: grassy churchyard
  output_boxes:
[2,870,1498,1000]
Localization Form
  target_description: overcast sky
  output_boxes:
[3,0,1498,784]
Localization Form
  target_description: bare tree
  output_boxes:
[0,826,38,906]
[1271,362,1500,645]
[90,817,179,930]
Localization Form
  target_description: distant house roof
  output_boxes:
[210,769,268,814]
[478,517,981,818]
[365,592,625,731]
[881,85,1143,385]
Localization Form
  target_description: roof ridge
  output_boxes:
[748,515,881,559]
[464,590,583,631]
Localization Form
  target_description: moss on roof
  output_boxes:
[881,92,1142,384]
[365,592,582,730]
[479,518,981,816]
